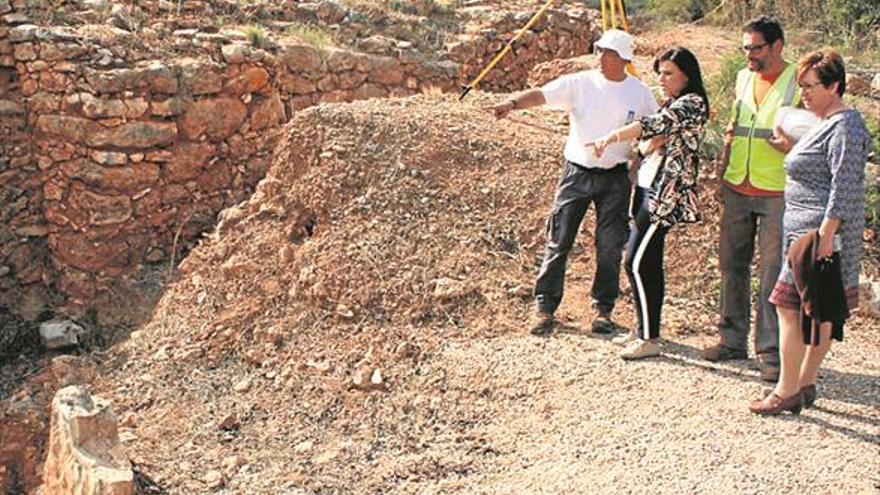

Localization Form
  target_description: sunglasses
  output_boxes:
[741,42,768,54]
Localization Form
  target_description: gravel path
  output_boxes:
[410,318,879,495]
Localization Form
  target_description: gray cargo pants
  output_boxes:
[718,185,784,366]
[534,160,631,315]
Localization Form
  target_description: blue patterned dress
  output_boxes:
[769,109,870,311]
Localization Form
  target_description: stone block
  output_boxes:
[178,97,246,141]
[42,386,134,495]
[39,320,83,349]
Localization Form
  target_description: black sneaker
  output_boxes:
[591,313,616,334]
[529,311,556,336]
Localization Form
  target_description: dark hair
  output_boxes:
[797,50,847,97]
[653,47,709,116]
[743,15,784,46]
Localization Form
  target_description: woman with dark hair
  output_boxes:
[749,50,869,415]
[592,47,709,359]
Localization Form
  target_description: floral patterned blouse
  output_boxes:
[638,92,707,227]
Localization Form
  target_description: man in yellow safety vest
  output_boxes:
[702,16,800,382]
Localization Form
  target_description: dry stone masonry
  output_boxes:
[0,0,596,317]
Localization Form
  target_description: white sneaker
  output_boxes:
[611,331,638,346]
[620,339,661,360]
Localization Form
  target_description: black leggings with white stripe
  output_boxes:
[624,187,671,340]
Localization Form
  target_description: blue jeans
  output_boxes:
[534,161,631,315]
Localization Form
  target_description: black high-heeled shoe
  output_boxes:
[750,391,804,416]
[800,384,817,408]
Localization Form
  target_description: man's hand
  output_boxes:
[487,100,516,119]
[769,126,795,154]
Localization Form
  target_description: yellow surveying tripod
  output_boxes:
[601,0,638,76]
[600,0,630,32]
[459,0,636,101]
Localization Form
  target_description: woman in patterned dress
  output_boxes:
[592,47,709,360]
[750,50,870,415]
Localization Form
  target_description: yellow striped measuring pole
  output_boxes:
[459,0,557,101]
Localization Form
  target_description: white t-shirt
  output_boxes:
[541,70,659,169]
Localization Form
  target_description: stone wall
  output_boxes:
[0,5,461,316]
[0,0,594,318]
[448,5,598,93]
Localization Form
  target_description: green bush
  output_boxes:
[287,23,333,52]
[637,1,878,50]
[702,50,745,164]
[243,24,267,48]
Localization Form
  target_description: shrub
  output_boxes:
[243,24,267,48]
[702,49,745,164]
[286,23,334,52]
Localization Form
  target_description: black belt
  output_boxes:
[567,160,628,174]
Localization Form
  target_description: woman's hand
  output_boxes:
[592,132,617,158]
[817,232,835,259]
[638,135,667,157]
[817,217,840,259]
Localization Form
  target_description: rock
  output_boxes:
[163,141,213,183]
[293,440,313,453]
[76,93,148,119]
[846,74,871,96]
[179,58,224,95]
[279,72,317,94]
[60,160,160,195]
[872,73,880,92]
[42,386,134,495]
[358,35,396,54]
[178,97,247,140]
[866,162,879,190]
[0,98,23,115]
[249,92,285,131]
[89,150,128,166]
[36,115,177,149]
[368,56,403,85]
[224,66,269,95]
[279,43,323,71]
[221,44,249,64]
[8,24,38,42]
[39,320,84,349]
[860,279,880,318]
[49,232,130,272]
[150,96,189,117]
[351,366,386,391]
[509,285,532,298]
[335,304,354,320]
[221,455,245,476]
[203,470,224,489]
[217,414,240,431]
[51,355,93,387]
[233,378,251,393]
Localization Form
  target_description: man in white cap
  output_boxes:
[490,29,658,335]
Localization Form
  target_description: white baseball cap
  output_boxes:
[594,29,634,61]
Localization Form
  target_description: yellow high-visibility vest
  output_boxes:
[726,64,800,191]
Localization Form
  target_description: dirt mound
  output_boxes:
[93,92,572,493]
